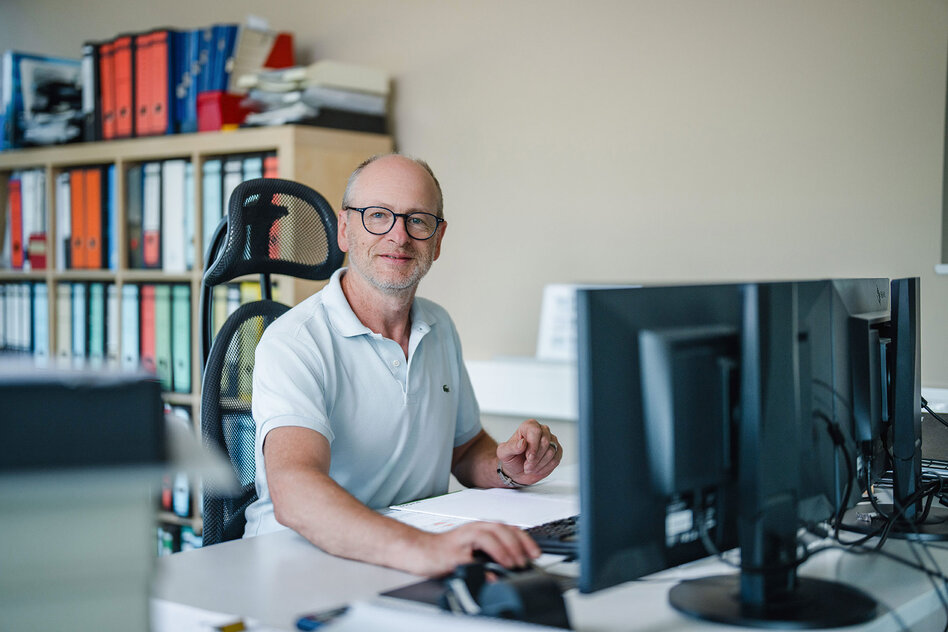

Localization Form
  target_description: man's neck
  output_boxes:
[340,269,415,356]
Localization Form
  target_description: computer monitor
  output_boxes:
[575,279,888,627]
[841,277,948,538]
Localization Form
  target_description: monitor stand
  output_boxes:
[669,574,878,628]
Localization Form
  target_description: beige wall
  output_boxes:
[3,1,947,385]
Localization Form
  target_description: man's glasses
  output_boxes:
[344,206,444,240]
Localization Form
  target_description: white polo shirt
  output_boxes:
[243,268,482,537]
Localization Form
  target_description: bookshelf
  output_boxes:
[0,125,393,544]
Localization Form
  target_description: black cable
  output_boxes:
[923,396,948,429]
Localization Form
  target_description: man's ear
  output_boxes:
[432,220,447,261]
[337,209,350,253]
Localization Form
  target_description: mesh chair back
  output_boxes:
[200,177,344,546]
[204,178,343,287]
[201,300,289,546]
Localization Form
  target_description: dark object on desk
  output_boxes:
[200,177,345,546]
[525,514,579,556]
[0,366,165,471]
[439,562,571,629]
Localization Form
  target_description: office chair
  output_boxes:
[199,177,344,546]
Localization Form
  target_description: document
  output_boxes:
[390,487,578,529]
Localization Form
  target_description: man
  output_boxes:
[245,154,563,576]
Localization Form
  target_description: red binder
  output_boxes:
[140,284,156,374]
[69,168,87,269]
[133,31,154,136]
[85,167,103,269]
[8,177,23,269]
[98,40,116,140]
[113,34,135,138]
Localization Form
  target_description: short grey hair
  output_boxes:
[341,153,444,218]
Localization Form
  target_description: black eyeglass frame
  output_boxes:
[344,205,445,241]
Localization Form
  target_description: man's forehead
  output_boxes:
[351,157,439,208]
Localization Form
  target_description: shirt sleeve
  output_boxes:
[252,328,335,448]
[448,318,482,447]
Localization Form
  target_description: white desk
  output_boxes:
[153,477,948,631]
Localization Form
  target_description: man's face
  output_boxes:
[338,156,446,295]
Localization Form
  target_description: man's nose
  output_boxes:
[387,216,413,243]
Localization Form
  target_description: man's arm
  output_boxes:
[452,420,562,489]
[264,426,540,576]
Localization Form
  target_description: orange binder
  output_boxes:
[9,177,23,269]
[113,34,135,138]
[140,284,156,374]
[263,153,279,178]
[85,167,104,269]
[149,30,172,135]
[98,40,116,140]
[69,168,87,269]
[133,31,154,136]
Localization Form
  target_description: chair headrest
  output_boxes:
[203,178,345,287]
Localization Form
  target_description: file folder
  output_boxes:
[106,283,119,368]
[85,166,105,269]
[8,175,23,269]
[154,284,172,391]
[88,282,106,368]
[120,283,140,371]
[143,162,162,268]
[133,31,154,135]
[140,284,156,375]
[171,284,191,393]
[161,159,187,273]
[98,39,116,140]
[69,168,87,269]
[55,172,71,271]
[80,41,102,142]
[71,282,87,366]
[55,283,71,362]
[126,164,144,268]
[112,34,136,138]
[184,162,195,271]
[201,158,223,260]
[107,164,118,270]
[32,283,49,361]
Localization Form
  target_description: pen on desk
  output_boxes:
[295,605,349,630]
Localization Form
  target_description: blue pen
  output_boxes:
[295,605,349,630]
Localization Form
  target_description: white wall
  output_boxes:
[3,0,947,385]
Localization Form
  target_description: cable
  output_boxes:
[923,396,948,429]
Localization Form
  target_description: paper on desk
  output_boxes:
[322,599,560,630]
[150,598,283,632]
[390,487,578,528]
[381,506,473,532]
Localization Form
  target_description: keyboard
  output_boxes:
[525,515,579,556]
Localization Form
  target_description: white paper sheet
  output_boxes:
[390,487,578,528]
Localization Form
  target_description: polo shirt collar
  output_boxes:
[323,268,437,338]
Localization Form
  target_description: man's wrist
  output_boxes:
[497,460,529,488]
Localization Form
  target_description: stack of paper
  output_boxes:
[237,60,389,133]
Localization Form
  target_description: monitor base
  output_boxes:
[669,574,877,629]
[839,503,948,541]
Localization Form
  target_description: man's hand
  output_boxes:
[496,419,562,486]
[403,521,541,577]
